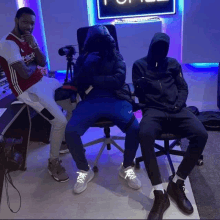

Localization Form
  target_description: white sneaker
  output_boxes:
[73,166,95,194]
[59,142,69,154]
[119,163,142,190]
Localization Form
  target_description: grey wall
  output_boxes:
[115,22,162,83]
[0,0,17,39]
[40,0,89,71]
[182,0,220,63]
[182,65,218,111]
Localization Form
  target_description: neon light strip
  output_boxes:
[56,70,66,74]
[37,0,50,70]
[180,0,184,62]
[16,0,27,8]
[190,63,219,68]
[87,0,95,26]
[97,0,176,20]
[112,16,161,24]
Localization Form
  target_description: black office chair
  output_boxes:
[135,113,204,179]
[76,25,135,173]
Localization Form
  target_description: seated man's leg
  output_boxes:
[167,107,208,214]
[65,100,101,171]
[56,98,77,153]
[17,77,69,182]
[170,107,208,179]
[139,108,170,220]
[139,108,165,186]
[104,99,141,190]
[65,99,108,194]
[56,98,77,122]
[48,77,77,153]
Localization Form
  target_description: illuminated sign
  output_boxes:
[97,0,176,19]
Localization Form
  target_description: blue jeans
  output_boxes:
[65,97,140,171]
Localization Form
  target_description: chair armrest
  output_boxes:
[127,83,135,101]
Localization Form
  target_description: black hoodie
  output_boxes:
[71,25,138,110]
[132,32,188,113]
[70,25,126,99]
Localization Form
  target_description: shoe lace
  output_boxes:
[53,159,66,174]
[124,168,136,180]
[76,172,88,183]
[178,182,187,200]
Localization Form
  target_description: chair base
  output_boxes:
[83,136,125,171]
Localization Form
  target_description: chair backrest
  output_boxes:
[77,24,120,55]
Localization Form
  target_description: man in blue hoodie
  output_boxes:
[65,25,142,194]
[132,33,208,219]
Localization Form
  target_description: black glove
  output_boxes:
[84,52,101,67]
[136,77,148,90]
[135,77,149,97]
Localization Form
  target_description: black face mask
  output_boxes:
[151,41,169,61]
[86,36,112,54]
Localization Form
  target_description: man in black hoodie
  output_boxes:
[132,33,208,219]
[65,25,142,194]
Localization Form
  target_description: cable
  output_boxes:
[4,168,22,213]
[0,137,22,213]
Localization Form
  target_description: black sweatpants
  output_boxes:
[139,107,208,186]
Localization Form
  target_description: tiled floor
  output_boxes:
[0,117,200,219]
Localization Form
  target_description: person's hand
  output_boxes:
[85,52,101,65]
[136,77,149,92]
[21,31,38,48]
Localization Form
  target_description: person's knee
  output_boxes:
[54,115,68,128]
[127,119,139,134]
[65,124,81,137]
[40,108,67,127]
[41,108,55,120]
[60,117,68,127]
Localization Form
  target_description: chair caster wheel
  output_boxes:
[135,163,140,170]
[93,166,99,173]
[197,159,203,166]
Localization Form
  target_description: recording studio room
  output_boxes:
[0,0,220,219]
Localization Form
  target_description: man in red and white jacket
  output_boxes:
[0,7,75,182]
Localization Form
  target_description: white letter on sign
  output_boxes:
[116,0,128,4]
